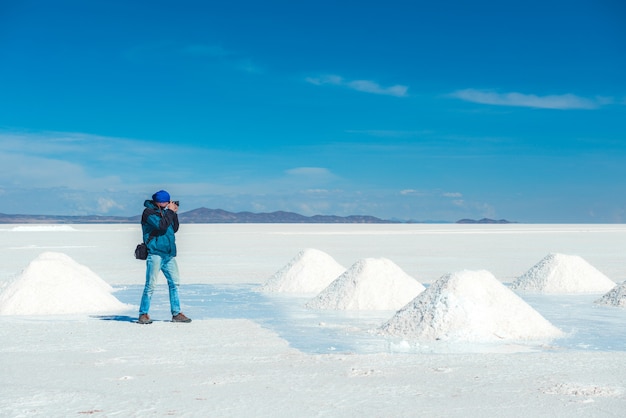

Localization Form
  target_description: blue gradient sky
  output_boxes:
[1,0,625,222]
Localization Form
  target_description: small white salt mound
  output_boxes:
[259,248,346,293]
[595,281,626,308]
[510,253,615,294]
[306,258,425,310]
[380,269,563,342]
[0,252,131,315]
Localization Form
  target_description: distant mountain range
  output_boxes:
[0,208,514,224]
[178,208,391,223]
[456,218,516,224]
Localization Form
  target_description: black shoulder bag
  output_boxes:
[134,232,156,260]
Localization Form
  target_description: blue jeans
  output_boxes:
[139,254,181,316]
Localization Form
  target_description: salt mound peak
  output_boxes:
[510,253,615,294]
[595,281,626,308]
[0,252,131,315]
[380,269,563,342]
[259,248,345,293]
[306,257,425,310]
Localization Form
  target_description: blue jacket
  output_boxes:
[141,200,180,257]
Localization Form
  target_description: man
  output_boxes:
[137,189,191,324]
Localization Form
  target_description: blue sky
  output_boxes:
[1,0,625,222]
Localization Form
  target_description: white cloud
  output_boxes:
[400,189,423,196]
[0,130,213,215]
[97,197,125,213]
[306,75,343,86]
[0,130,509,221]
[347,79,408,97]
[306,74,408,97]
[450,89,607,110]
[0,150,114,190]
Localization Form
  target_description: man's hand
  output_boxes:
[168,201,179,212]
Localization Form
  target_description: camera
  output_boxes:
[172,201,180,206]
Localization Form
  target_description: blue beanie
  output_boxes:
[152,190,170,203]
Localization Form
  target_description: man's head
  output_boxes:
[152,190,170,206]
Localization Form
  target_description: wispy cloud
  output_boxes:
[400,189,425,196]
[400,189,463,199]
[0,130,238,215]
[97,197,125,212]
[306,75,408,97]
[450,89,610,110]
[285,167,336,180]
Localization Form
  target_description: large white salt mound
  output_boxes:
[259,248,346,293]
[380,269,563,342]
[510,253,615,294]
[306,257,425,310]
[0,252,131,315]
[595,281,626,308]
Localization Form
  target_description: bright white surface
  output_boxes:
[381,269,562,342]
[512,253,616,293]
[0,252,131,315]
[259,248,346,293]
[1,224,626,416]
[305,257,425,310]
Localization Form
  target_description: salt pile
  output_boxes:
[510,253,615,294]
[306,257,425,310]
[259,248,346,293]
[595,281,626,308]
[0,252,131,315]
[380,269,563,342]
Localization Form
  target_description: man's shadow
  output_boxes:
[92,315,137,323]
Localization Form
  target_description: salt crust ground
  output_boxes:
[2,224,626,416]
[1,317,625,417]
